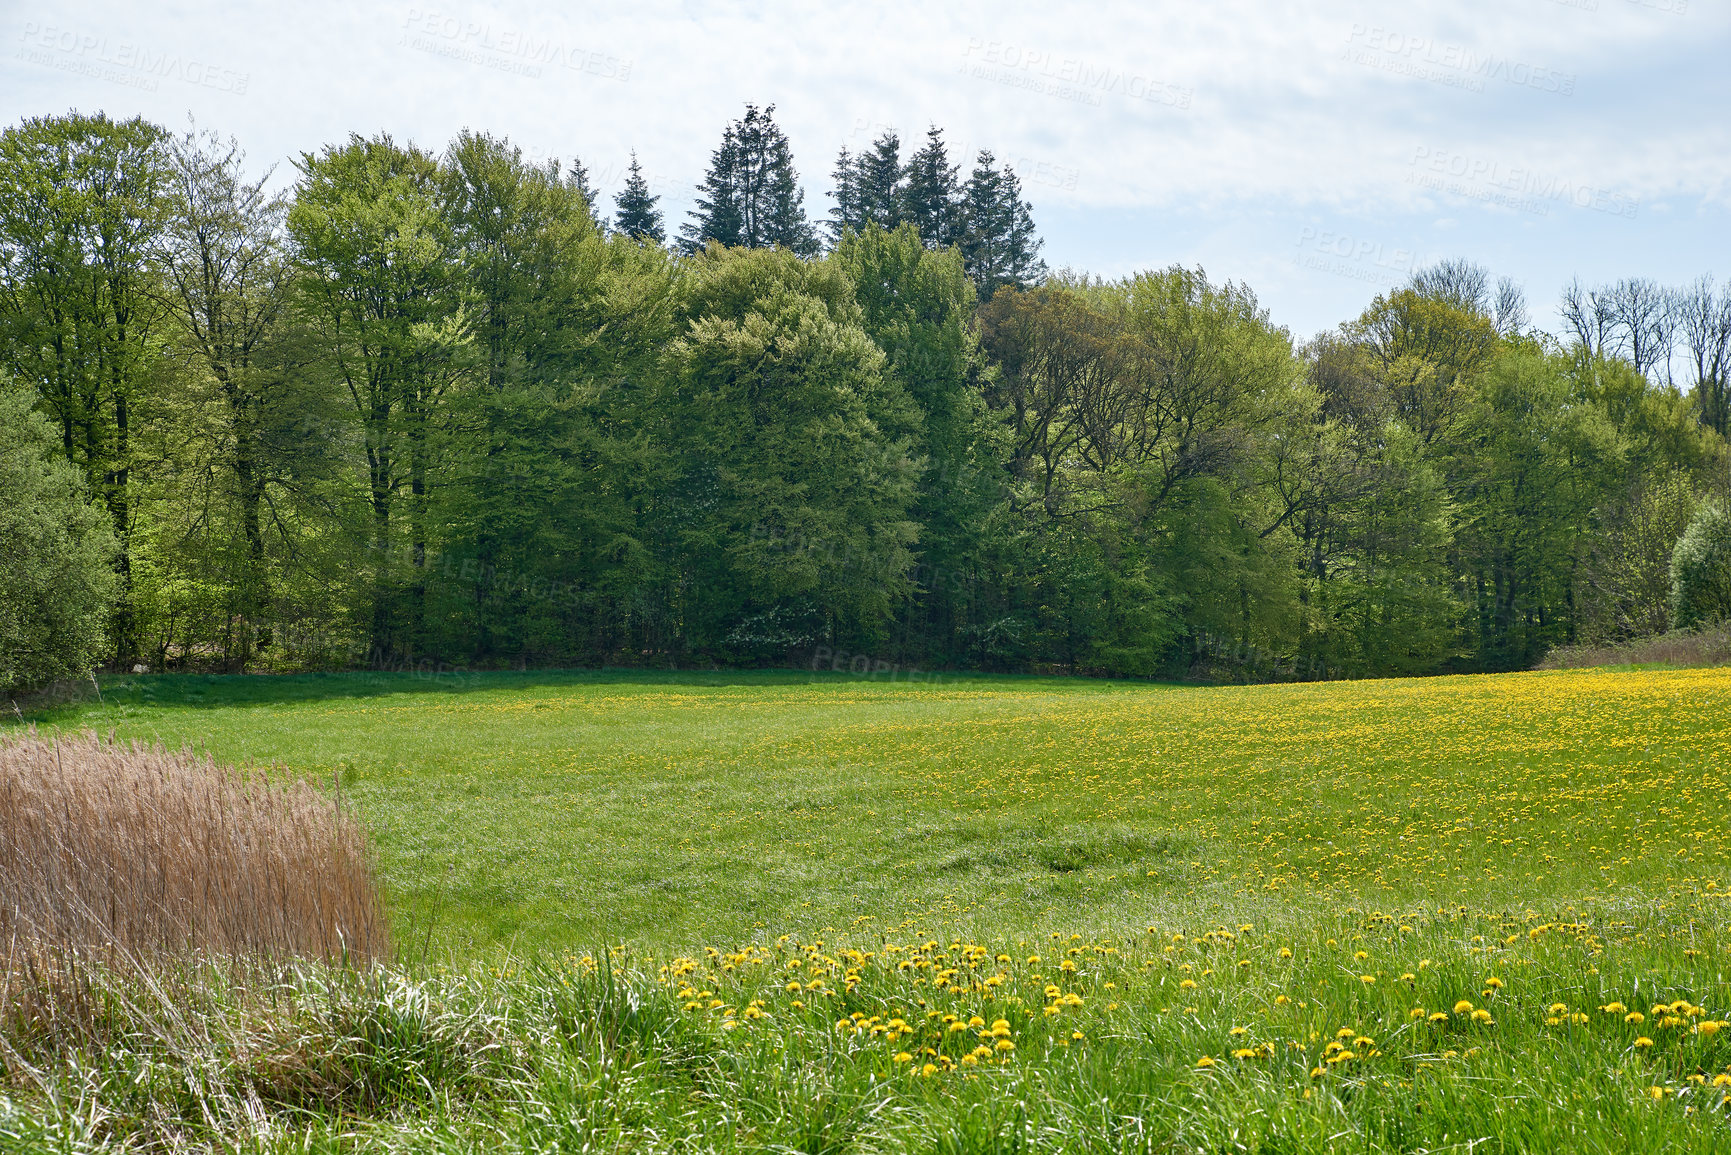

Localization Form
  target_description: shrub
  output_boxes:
[1670,499,1731,630]
[0,389,119,694]
[0,729,386,962]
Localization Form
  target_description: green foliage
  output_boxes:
[655,245,920,658]
[1,114,1727,681]
[901,125,965,248]
[976,267,1308,673]
[611,151,663,244]
[830,225,1001,664]
[0,111,172,661]
[679,104,816,256]
[1580,472,1699,642]
[1671,500,1731,629]
[0,389,117,692]
[289,132,457,659]
[959,151,1045,296]
[429,135,672,664]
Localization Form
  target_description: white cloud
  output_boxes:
[4,0,1724,334]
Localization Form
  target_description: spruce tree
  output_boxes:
[567,156,601,227]
[613,151,664,244]
[681,104,815,255]
[855,131,903,231]
[826,145,861,246]
[757,107,818,256]
[960,151,1009,295]
[960,151,1045,297]
[999,164,1046,289]
[680,124,743,252]
[902,125,962,249]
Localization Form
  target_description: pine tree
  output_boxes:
[901,125,962,249]
[613,151,664,244]
[960,151,1045,297]
[567,156,601,227]
[757,107,818,256]
[681,124,743,252]
[825,145,861,246]
[681,104,815,255]
[960,151,1008,294]
[856,131,902,231]
[999,165,1046,289]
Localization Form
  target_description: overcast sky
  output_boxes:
[5,0,1726,338]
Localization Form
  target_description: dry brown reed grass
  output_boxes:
[1537,623,1731,670]
[0,728,385,965]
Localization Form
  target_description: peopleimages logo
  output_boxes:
[1292,227,1431,288]
[399,8,631,81]
[17,21,249,93]
[960,38,1192,110]
[1342,25,1576,97]
[1409,146,1639,220]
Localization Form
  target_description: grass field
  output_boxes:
[8,665,1731,1151]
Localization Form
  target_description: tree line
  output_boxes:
[2,106,1729,691]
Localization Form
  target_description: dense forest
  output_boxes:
[2,104,1729,689]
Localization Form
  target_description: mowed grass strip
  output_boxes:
[16,665,1731,956]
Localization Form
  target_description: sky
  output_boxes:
[4,0,1727,340]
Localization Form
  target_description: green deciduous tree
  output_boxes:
[155,124,295,668]
[652,245,919,659]
[288,133,459,660]
[0,386,118,692]
[0,112,171,662]
[831,224,1001,663]
[1671,499,1731,629]
[432,130,675,665]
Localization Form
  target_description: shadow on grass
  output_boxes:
[5,665,1174,724]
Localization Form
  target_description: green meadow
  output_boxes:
[8,665,1731,1152]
